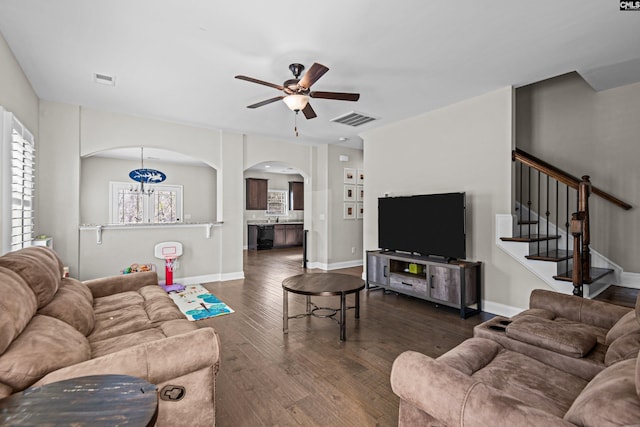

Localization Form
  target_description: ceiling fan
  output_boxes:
[235,63,360,119]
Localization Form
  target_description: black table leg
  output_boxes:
[340,292,346,341]
[355,290,360,319]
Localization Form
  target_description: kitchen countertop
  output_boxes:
[248,221,303,225]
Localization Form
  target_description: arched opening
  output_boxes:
[243,161,308,262]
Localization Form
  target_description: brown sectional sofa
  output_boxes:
[391,289,640,426]
[0,246,220,426]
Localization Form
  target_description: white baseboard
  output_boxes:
[161,271,245,285]
[307,259,363,271]
[621,272,640,289]
[482,300,524,318]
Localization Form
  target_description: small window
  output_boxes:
[109,182,183,224]
[1,111,36,252]
[266,190,287,216]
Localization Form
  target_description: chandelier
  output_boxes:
[129,147,166,195]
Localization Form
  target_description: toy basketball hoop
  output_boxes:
[154,241,185,292]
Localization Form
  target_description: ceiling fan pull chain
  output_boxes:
[294,111,299,137]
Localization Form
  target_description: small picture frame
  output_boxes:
[357,203,364,219]
[356,169,364,185]
[344,202,356,219]
[356,186,364,201]
[344,185,356,201]
[344,168,356,184]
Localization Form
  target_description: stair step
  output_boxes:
[553,267,614,284]
[517,220,538,225]
[525,250,572,262]
[500,234,560,243]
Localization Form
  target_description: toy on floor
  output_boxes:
[154,241,185,292]
[122,263,155,274]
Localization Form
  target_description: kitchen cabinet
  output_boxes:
[289,181,304,210]
[273,223,304,248]
[246,178,268,210]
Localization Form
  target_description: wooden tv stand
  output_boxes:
[366,250,482,318]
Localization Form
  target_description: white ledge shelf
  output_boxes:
[79,222,224,244]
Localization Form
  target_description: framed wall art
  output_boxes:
[343,168,356,184]
[344,202,356,219]
[344,185,356,201]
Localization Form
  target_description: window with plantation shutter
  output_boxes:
[1,108,36,253]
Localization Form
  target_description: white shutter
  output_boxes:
[1,108,36,253]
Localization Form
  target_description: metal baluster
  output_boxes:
[527,167,532,237]
[518,162,523,237]
[537,170,541,254]
[556,180,560,260]
[545,175,550,257]
[565,186,570,277]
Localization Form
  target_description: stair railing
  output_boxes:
[512,149,631,296]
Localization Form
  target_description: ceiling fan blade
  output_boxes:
[310,91,360,101]
[247,96,284,109]
[302,103,317,119]
[298,63,329,89]
[235,75,284,91]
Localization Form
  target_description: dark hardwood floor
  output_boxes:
[594,285,640,308]
[196,247,493,427]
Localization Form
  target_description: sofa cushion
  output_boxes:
[0,267,37,354]
[441,338,588,418]
[506,315,598,358]
[0,246,62,308]
[605,331,640,367]
[512,308,556,321]
[93,291,144,314]
[0,315,90,390]
[90,320,198,358]
[564,357,640,426]
[606,310,640,345]
[144,297,185,323]
[37,278,95,336]
[89,305,153,343]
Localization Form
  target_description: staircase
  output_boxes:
[497,150,632,298]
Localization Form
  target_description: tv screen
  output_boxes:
[378,192,466,260]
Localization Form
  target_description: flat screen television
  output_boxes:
[378,192,466,260]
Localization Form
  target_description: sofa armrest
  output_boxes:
[34,327,220,386]
[530,289,632,330]
[391,351,574,427]
[83,271,159,298]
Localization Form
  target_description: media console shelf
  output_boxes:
[366,250,482,318]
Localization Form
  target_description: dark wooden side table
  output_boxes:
[283,272,365,341]
[0,374,158,426]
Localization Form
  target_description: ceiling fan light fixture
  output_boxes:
[283,94,309,111]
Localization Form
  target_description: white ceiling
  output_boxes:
[1,1,639,152]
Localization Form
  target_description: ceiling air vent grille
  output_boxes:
[330,111,377,127]
[93,73,116,86]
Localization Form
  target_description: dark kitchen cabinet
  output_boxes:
[289,181,304,210]
[246,178,268,210]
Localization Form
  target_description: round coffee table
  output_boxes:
[0,374,158,426]
[282,273,365,341]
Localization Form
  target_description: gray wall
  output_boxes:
[516,73,640,272]
[363,87,546,312]
[0,31,39,255]
[81,156,217,224]
[328,145,364,266]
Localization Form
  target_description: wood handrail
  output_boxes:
[513,149,632,210]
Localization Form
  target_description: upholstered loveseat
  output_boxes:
[0,246,220,426]
[391,290,640,426]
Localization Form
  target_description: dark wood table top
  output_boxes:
[282,273,365,296]
[0,374,158,426]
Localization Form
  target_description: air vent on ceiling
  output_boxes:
[93,73,116,86]
[330,111,378,127]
